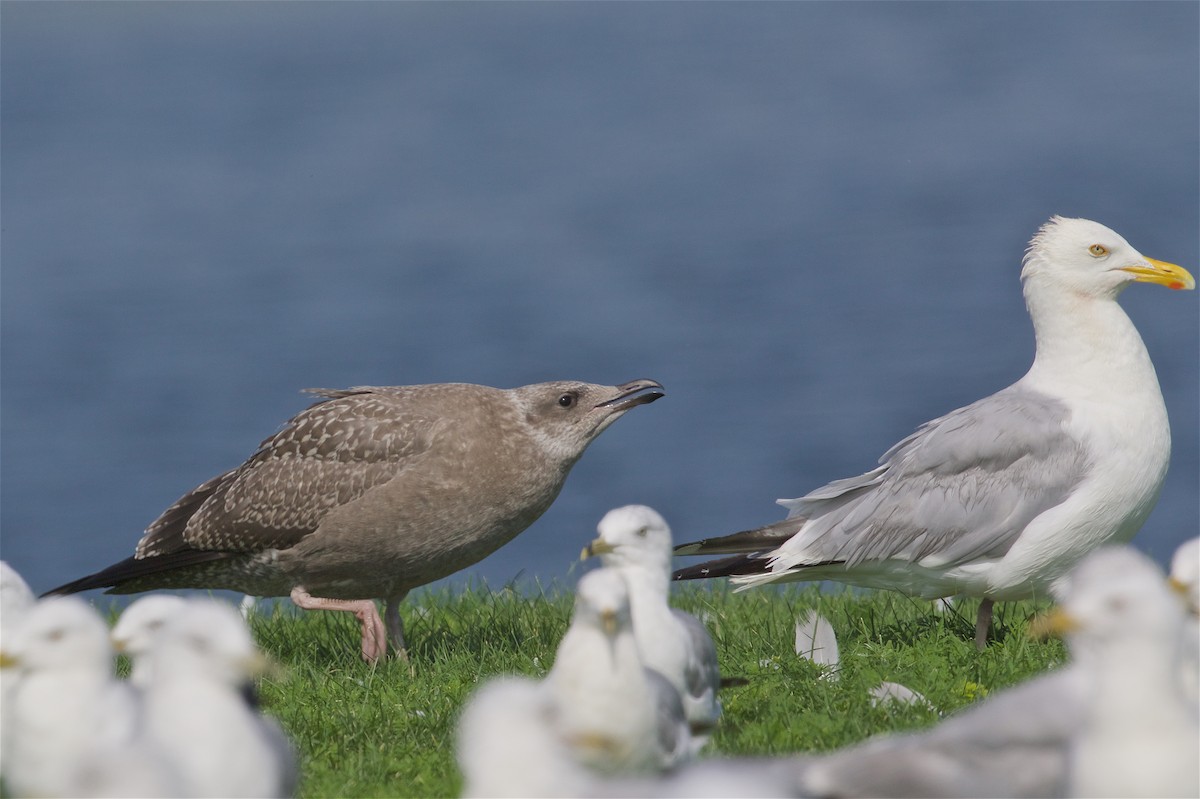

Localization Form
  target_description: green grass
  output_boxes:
[202,582,1068,798]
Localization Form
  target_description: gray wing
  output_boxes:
[802,668,1080,798]
[672,609,722,717]
[778,385,1091,569]
[136,388,441,558]
[645,667,692,768]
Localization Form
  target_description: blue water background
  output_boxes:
[2,2,1197,601]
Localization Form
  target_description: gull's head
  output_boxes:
[0,596,113,675]
[111,594,189,657]
[1168,537,1200,615]
[582,505,674,572]
[1020,216,1194,299]
[0,561,35,630]
[573,569,632,638]
[148,599,267,687]
[514,378,664,465]
[1031,546,1183,656]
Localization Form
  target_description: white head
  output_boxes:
[1035,546,1184,660]
[1168,537,1200,615]
[572,569,633,639]
[111,594,189,657]
[0,561,35,631]
[585,504,674,574]
[0,595,113,675]
[146,599,265,687]
[1020,216,1193,300]
[514,379,664,465]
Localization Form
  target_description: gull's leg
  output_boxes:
[385,592,409,660]
[974,598,995,651]
[290,587,388,663]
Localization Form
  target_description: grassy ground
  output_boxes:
[214,581,1067,798]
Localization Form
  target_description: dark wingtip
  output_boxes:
[40,551,234,597]
[673,519,799,558]
[672,553,771,581]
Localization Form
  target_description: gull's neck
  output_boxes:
[615,560,671,600]
[1020,278,1162,407]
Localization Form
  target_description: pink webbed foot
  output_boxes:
[290,587,388,663]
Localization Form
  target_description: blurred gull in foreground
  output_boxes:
[583,504,723,748]
[674,218,1195,648]
[0,561,36,776]
[545,568,692,775]
[1037,546,1198,798]
[456,675,810,799]
[0,596,173,797]
[800,546,1197,798]
[140,599,298,798]
[1167,536,1199,701]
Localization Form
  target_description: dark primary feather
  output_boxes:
[42,551,235,596]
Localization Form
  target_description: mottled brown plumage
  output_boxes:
[46,379,664,661]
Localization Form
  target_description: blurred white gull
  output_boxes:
[457,675,593,798]
[546,568,692,775]
[583,504,722,746]
[456,674,810,799]
[0,595,156,797]
[674,217,1195,648]
[802,546,1198,798]
[1167,536,1199,701]
[110,593,189,689]
[1168,537,1200,613]
[1039,546,1198,798]
[0,560,35,627]
[0,560,36,776]
[140,599,298,798]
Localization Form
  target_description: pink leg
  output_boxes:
[290,587,388,663]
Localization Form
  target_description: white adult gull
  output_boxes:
[545,568,692,776]
[582,504,722,747]
[674,217,1194,648]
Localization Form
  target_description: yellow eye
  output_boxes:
[1089,244,1109,257]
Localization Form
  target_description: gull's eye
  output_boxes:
[1088,244,1109,257]
[635,527,648,538]
[558,393,576,408]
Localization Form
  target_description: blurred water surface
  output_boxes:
[2,2,1196,600]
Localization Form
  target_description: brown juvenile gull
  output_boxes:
[673,217,1194,649]
[45,378,664,662]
